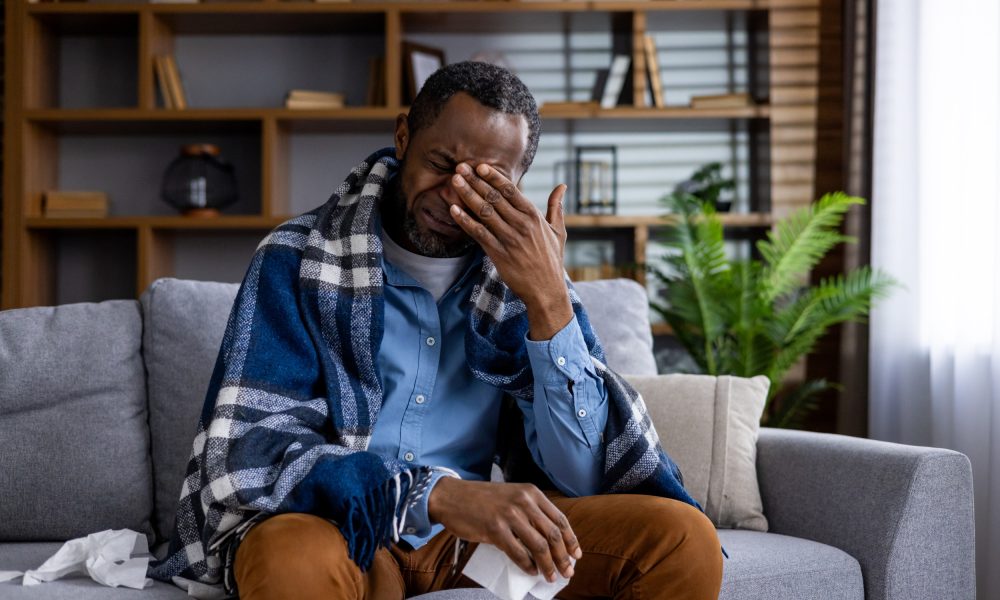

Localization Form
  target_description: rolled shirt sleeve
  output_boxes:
[518,315,609,497]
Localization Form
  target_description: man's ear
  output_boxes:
[394,114,409,160]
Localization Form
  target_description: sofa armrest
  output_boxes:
[755,427,975,600]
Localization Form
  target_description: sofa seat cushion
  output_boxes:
[0,543,188,599]
[717,529,863,600]
[0,301,153,541]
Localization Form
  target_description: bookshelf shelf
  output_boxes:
[5,0,822,312]
[540,105,770,120]
[23,213,774,232]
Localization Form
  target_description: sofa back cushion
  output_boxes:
[142,276,656,543]
[0,300,153,541]
[140,278,241,542]
[572,278,657,376]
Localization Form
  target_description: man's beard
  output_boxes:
[388,171,475,259]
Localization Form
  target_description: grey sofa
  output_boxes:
[0,277,975,600]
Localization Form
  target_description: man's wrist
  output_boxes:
[427,475,461,524]
[525,289,573,341]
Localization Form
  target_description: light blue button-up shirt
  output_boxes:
[370,231,609,549]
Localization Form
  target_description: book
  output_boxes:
[644,34,665,109]
[154,56,174,109]
[366,56,386,106]
[600,55,631,109]
[163,55,188,110]
[285,97,345,110]
[287,89,346,104]
[590,68,610,103]
[44,191,109,218]
[690,92,752,109]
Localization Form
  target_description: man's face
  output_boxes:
[391,92,530,257]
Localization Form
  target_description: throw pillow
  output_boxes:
[623,373,769,531]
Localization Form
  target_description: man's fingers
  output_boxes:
[498,528,538,576]
[474,163,535,214]
[449,204,501,252]
[458,164,520,220]
[546,184,567,234]
[537,496,582,560]
[510,518,559,583]
[528,505,575,580]
[450,174,517,239]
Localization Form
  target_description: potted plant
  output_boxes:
[649,189,897,427]
[671,161,735,212]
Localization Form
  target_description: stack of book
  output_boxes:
[285,89,346,109]
[154,55,187,109]
[43,191,109,219]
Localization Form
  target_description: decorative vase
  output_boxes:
[161,143,238,218]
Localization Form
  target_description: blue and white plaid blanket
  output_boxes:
[148,147,699,593]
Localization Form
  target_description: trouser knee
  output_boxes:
[234,513,361,599]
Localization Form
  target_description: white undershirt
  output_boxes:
[380,229,473,302]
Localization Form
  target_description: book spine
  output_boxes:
[600,55,631,110]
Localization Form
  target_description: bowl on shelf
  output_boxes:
[161,143,238,218]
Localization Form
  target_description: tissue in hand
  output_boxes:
[462,543,574,600]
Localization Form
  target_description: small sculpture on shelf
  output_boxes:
[161,144,238,218]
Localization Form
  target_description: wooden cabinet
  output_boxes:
[2,0,821,310]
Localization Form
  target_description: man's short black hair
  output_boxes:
[408,61,540,174]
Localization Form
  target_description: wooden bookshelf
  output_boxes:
[3,0,822,311]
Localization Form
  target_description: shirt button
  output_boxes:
[426,336,436,346]
[415,394,426,404]
[577,409,587,418]
[406,527,416,534]
[557,356,567,366]
[404,451,415,461]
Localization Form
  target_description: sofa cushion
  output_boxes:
[624,374,769,531]
[572,278,657,375]
[0,542,188,599]
[0,301,153,541]
[140,278,242,542]
[717,529,864,600]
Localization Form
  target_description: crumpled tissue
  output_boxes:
[0,529,152,590]
[462,543,573,600]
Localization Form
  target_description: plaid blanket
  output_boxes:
[148,147,699,593]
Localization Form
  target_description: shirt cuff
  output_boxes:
[400,467,460,538]
[524,315,593,385]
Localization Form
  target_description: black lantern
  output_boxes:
[161,143,238,217]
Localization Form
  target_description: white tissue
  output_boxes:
[462,543,573,600]
[3,529,152,590]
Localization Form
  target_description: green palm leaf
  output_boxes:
[758,192,863,302]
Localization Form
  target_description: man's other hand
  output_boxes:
[427,478,581,582]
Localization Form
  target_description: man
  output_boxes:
[150,62,722,599]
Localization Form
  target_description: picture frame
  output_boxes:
[403,42,446,104]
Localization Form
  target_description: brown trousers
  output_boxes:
[234,491,723,600]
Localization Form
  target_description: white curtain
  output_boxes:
[870,1,999,598]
